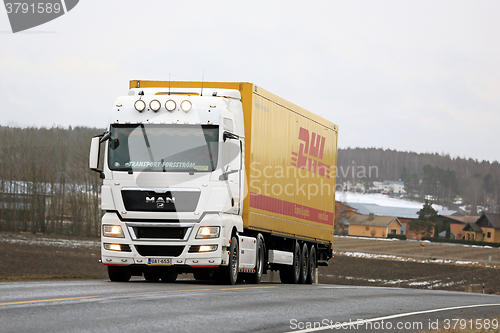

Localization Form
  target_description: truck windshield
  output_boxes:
[108,124,219,172]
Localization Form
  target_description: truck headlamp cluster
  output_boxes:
[150,100,161,112]
[165,100,176,112]
[195,226,220,239]
[103,243,132,252]
[181,100,192,112]
[104,243,122,251]
[134,100,146,112]
[103,225,125,238]
[199,245,218,252]
[188,245,218,253]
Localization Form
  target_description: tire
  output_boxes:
[247,234,265,284]
[217,235,239,285]
[299,243,309,284]
[108,266,131,282]
[144,272,160,282]
[160,271,178,283]
[279,240,301,284]
[306,245,316,284]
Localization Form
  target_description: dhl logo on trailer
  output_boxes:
[291,127,332,179]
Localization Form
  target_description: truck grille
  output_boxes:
[135,245,185,257]
[121,189,201,212]
[132,227,188,239]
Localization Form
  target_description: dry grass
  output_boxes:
[0,233,106,281]
[334,236,500,263]
[318,236,500,294]
[319,255,500,294]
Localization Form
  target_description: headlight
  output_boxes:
[103,225,124,238]
[103,243,131,252]
[196,226,220,239]
[188,245,218,253]
[103,243,122,251]
[199,245,218,252]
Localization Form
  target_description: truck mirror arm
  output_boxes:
[219,169,239,181]
[100,131,111,143]
[223,131,239,142]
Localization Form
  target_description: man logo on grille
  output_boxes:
[146,197,175,206]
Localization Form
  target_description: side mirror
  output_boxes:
[89,136,102,172]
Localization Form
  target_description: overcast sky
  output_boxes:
[1,1,499,163]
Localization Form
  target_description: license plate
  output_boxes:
[147,258,172,266]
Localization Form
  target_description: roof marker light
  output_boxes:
[150,100,161,112]
[181,100,192,112]
[134,100,146,112]
[165,100,176,112]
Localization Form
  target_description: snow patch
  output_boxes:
[336,191,444,210]
[0,234,100,249]
[334,250,499,268]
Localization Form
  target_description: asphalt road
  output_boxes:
[0,278,499,333]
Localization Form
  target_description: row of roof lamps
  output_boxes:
[134,99,192,113]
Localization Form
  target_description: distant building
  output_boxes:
[348,214,402,238]
[345,202,457,238]
[463,213,500,242]
[370,180,406,194]
[440,215,479,241]
[334,202,359,234]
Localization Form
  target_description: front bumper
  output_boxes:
[100,212,230,269]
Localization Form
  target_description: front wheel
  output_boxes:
[247,234,265,284]
[107,266,131,282]
[217,235,239,285]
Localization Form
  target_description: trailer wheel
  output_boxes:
[160,271,178,283]
[306,245,316,284]
[217,235,239,285]
[299,243,309,284]
[279,240,301,284]
[107,266,131,282]
[248,234,265,284]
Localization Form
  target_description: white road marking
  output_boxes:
[60,0,68,13]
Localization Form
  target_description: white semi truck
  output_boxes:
[90,80,338,284]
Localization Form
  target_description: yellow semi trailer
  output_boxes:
[90,80,338,284]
